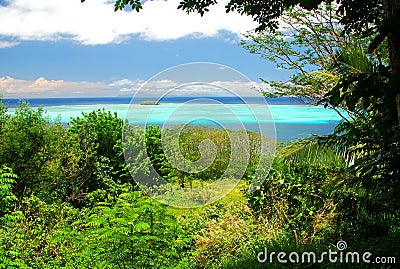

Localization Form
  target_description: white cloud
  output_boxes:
[0,0,257,45]
[109,78,145,87]
[0,41,19,48]
[119,87,136,92]
[145,79,179,89]
[0,76,267,98]
[0,76,115,97]
[135,79,266,97]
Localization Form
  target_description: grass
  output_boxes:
[167,179,249,218]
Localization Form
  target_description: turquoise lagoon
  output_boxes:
[6,102,342,142]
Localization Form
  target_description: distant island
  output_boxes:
[140,101,160,105]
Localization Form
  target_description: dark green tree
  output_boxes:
[0,101,69,203]
[68,109,132,202]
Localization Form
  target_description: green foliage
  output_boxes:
[81,0,143,12]
[0,167,17,219]
[142,125,265,187]
[78,191,193,268]
[0,102,136,205]
[177,0,386,49]
[193,202,274,269]
[0,101,69,202]
[144,125,170,178]
[323,46,400,208]
[1,99,398,267]
[239,4,399,229]
[69,109,124,161]
[246,138,400,260]
[177,0,326,31]
[0,191,194,268]
[247,141,346,245]
[279,138,346,167]
[0,195,79,268]
[0,101,9,130]
[241,4,379,110]
[66,109,133,205]
[100,0,385,41]
[239,3,400,247]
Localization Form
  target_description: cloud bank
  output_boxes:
[0,0,257,46]
[0,76,116,97]
[0,76,267,98]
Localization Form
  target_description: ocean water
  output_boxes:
[2,97,342,142]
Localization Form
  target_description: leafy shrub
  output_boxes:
[144,125,269,187]
[247,140,347,245]
[193,201,276,269]
[0,167,17,219]
[68,109,133,201]
[0,190,195,268]
[52,190,195,268]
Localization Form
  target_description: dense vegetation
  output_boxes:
[1,100,399,268]
[3,0,400,266]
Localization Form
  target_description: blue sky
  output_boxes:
[0,0,290,98]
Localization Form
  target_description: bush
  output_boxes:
[246,140,347,245]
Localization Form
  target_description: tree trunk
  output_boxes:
[383,0,400,125]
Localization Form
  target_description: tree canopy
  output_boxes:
[99,0,385,34]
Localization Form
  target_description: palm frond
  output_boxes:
[279,137,346,168]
